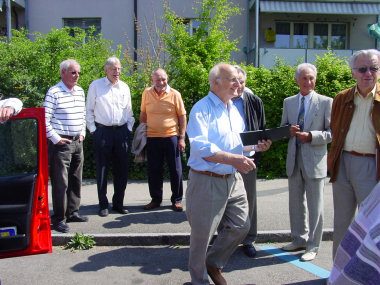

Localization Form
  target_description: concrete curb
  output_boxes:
[52,229,333,246]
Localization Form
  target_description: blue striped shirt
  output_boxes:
[43,81,86,144]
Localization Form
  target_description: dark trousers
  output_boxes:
[48,139,83,224]
[146,136,183,204]
[93,124,131,210]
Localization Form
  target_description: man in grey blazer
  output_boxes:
[280,63,332,261]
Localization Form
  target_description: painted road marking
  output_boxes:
[258,245,330,279]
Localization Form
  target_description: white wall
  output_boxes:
[27,0,248,64]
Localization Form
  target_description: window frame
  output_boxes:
[275,21,348,49]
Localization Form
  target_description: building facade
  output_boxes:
[1,0,379,68]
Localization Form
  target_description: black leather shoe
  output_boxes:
[243,244,257,258]
[112,206,129,214]
[98,208,109,217]
[53,221,69,233]
[66,215,88,223]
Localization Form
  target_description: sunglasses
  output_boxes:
[353,66,380,74]
[70,71,82,75]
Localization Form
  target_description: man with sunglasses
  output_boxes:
[43,59,88,233]
[328,49,380,258]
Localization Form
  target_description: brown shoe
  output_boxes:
[206,263,227,285]
[172,202,183,212]
[143,201,160,210]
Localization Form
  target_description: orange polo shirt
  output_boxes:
[141,85,186,137]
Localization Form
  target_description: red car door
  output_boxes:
[0,107,52,258]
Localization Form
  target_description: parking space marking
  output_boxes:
[258,245,330,279]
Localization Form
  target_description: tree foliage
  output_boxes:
[0,1,359,179]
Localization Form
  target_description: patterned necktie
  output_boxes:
[297,96,305,131]
[296,97,305,145]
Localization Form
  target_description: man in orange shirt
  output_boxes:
[140,68,187,211]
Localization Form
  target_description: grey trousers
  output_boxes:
[332,151,377,258]
[48,139,83,223]
[186,171,250,285]
[240,168,258,245]
[288,148,324,252]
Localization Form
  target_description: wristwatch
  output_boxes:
[179,134,186,139]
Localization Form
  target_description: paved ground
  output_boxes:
[0,242,333,285]
[50,178,334,245]
[1,178,336,284]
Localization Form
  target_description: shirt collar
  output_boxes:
[59,80,78,92]
[152,84,171,94]
[354,85,376,99]
[104,76,119,87]
[298,91,313,102]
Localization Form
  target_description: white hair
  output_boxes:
[234,65,247,79]
[295,63,317,79]
[105,56,121,68]
[349,49,380,68]
[59,59,80,75]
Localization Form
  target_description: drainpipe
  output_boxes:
[255,0,259,67]
[134,0,137,63]
[377,15,380,50]
[25,0,29,35]
[5,0,11,40]
[246,0,250,64]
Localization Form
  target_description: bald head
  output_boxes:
[209,63,240,104]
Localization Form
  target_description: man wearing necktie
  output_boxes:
[280,63,332,261]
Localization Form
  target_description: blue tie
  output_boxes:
[298,96,305,131]
[297,97,305,145]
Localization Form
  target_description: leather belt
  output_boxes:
[60,134,80,141]
[95,122,126,130]
[344,150,375,158]
[191,168,231,178]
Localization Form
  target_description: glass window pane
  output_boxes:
[0,119,38,176]
[275,22,290,48]
[331,24,346,49]
[293,23,308,48]
[313,24,328,49]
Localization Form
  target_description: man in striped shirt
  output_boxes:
[43,59,88,233]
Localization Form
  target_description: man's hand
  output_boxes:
[232,156,256,174]
[79,135,85,142]
[290,125,301,137]
[56,138,72,145]
[295,131,312,143]
[178,137,186,151]
[256,139,272,152]
[0,107,15,123]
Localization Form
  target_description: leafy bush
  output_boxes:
[0,1,358,179]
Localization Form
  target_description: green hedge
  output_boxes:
[0,25,357,179]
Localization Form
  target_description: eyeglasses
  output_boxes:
[353,66,380,74]
[70,71,82,75]
[220,77,240,83]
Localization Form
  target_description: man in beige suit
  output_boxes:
[281,63,332,261]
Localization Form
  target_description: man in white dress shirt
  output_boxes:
[86,56,135,217]
[0,96,22,123]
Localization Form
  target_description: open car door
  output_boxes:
[0,107,52,258]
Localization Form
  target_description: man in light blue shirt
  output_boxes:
[186,63,255,285]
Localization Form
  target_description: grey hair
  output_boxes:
[59,59,80,75]
[234,65,247,79]
[349,49,380,68]
[295,63,317,79]
[151,68,167,78]
[209,63,228,87]
[105,56,121,68]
